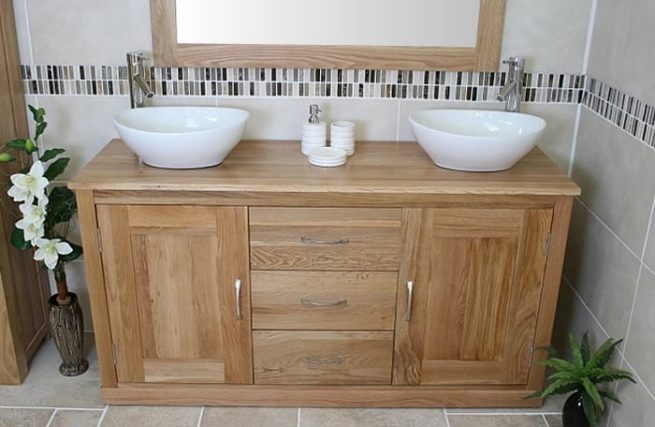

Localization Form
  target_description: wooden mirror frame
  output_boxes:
[150,0,506,70]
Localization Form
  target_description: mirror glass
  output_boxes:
[176,0,481,48]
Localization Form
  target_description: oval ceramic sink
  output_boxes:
[113,107,249,169]
[409,109,546,172]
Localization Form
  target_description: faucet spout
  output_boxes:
[497,80,517,102]
[134,74,154,99]
[498,56,525,113]
[127,52,153,108]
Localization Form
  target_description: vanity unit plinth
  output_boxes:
[69,140,580,408]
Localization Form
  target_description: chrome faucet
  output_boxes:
[497,57,525,112]
[127,52,154,108]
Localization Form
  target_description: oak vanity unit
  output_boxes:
[69,140,580,407]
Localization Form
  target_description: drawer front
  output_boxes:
[253,331,393,385]
[249,208,401,271]
[252,271,397,330]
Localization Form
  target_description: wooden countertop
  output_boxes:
[68,140,581,196]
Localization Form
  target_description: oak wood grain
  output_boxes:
[69,141,581,197]
[253,330,393,385]
[251,271,397,330]
[150,0,506,70]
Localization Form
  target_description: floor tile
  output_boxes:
[0,408,53,427]
[446,395,565,414]
[100,406,201,427]
[544,414,563,427]
[50,409,104,427]
[299,408,447,427]
[0,334,103,408]
[447,414,547,427]
[200,407,297,426]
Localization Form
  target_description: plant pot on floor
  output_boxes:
[563,392,589,427]
[48,292,89,376]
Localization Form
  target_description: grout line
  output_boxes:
[582,0,598,74]
[542,414,550,427]
[622,195,655,353]
[582,104,655,153]
[620,357,655,401]
[576,198,642,261]
[96,405,109,427]
[561,276,612,341]
[22,0,35,65]
[195,406,205,427]
[44,408,57,427]
[0,405,104,411]
[445,411,562,416]
[444,408,452,427]
[296,407,301,427]
[568,103,582,177]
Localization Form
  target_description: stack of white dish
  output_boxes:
[301,122,327,155]
[330,121,356,156]
[308,146,347,167]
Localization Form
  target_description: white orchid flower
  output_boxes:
[15,220,45,244]
[34,238,73,270]
[7,161,49,204]
[18,196,48,227]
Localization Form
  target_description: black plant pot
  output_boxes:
[48,293,89,376]
[563,392,590,427]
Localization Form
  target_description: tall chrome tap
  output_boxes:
[497,57,525,112]
[127,52,154,108]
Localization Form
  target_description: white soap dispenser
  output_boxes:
[301,104,327,155]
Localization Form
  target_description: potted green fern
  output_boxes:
[1,105,87,376]
[530,333,635,427]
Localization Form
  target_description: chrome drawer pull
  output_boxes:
[300,298,348,308]
[300,236,350,245]
[234,279,242,320]
[405,280,414,321]
[301,355,346,367]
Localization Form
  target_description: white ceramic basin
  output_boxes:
[409,109,546,172]
[113,107,249,169]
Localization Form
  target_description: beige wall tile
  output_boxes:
[0,408,53,427]
[571,109,655,254]
[11,0,32,64]
[299,408,447,427]
[26,0,151,65]
[448,414,547,427]
[201,407,297,427]
[563,201,641,339]
[500,0,593,73]
[216,98,398,141]
[625,267,655,395]
[49,410,102,427]
[643,204,655,271]
[609,366,655,427]
[522,103,577,172]
[589,0,655,106]
[101,406,201,427]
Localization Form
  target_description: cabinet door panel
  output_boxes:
[394,208,552,386]
[97,205,252,384]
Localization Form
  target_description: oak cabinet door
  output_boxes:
[394,208,553,386]
[97,205,252,384]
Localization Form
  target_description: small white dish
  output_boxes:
[309,147,347,167]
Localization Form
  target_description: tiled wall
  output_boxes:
[554,0,655,425]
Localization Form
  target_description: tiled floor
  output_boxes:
[0,335,565,426]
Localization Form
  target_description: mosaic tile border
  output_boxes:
[20,65,584,103]
[583,77,655,148]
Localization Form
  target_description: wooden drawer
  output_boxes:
[253,331,393,385]
[252,271,397,330]
[249,208,402,271]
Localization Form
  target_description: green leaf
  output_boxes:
[581,332,591,364]
[40,148,66,162]
[592,368,637,384]
[533,379,580,398]
[541,357,577,373]
[547,371,579,381]
[582,377,604,411]
[599,390,622,405]
[570,334,585,370]
[6,138,37,154]
[44,157,70,180]
[45,186,77,225]
[35,121,48,140]
[581,392,599,427]
[29,105,46,123]
[59,242,83,263]
[0,152,16,162]
[10,227,31,250]
[587,338,622,371]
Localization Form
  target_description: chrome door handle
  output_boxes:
[405,281,414,321]
[234,279,242,320]
[300,236,350,245]
[300,298,348,307]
